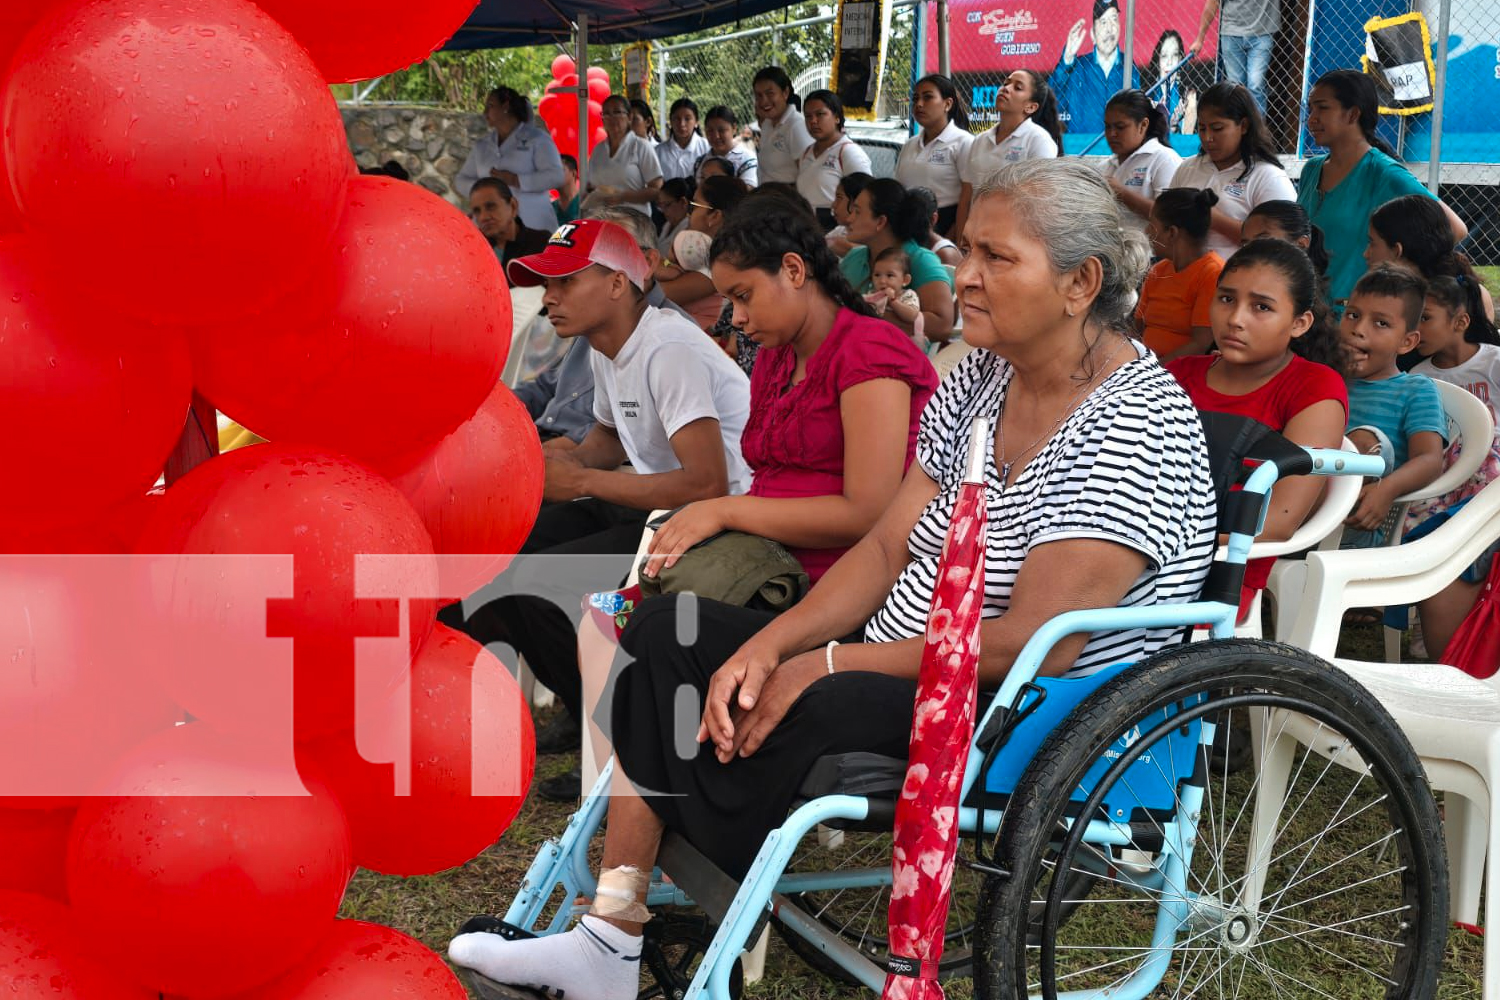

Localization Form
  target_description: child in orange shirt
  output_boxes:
[1137,188,1224,360]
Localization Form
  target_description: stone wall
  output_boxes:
[342,105,488,207]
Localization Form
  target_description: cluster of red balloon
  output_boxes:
[0,0,545,996]
[535,54,613,164]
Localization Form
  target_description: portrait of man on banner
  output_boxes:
[1050,0,1137,135]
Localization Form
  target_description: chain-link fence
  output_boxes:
[652,1,919,132]
[931,0,1497,263]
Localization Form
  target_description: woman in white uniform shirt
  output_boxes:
[1168,83,1295,257]
[456,86,566,233]
[753,66,814,184]
[585,95,665,217]
[796,90,873,229]
[656,97,710,182]
[894,74,974,237]
[954,69,1061,238]
[1101,89,1183,231]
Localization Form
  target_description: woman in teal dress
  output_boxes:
[1297,69,1467,309]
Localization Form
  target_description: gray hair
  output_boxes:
[972,159,1150,332]
[586,205,657,254]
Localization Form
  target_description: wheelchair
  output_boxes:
[465,415,1451,1000]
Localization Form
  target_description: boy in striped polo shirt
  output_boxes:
[1340,265,1448,547]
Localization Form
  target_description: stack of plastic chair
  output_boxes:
[1281,475,1500,996]
[1382,380,1495,660]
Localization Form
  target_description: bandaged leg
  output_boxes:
[448,867,648,1000]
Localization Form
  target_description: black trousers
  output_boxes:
[611,596,915,878]
[934,203,958,238]
[438,497,648,722]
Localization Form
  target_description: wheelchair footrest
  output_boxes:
[456,968,552,1000]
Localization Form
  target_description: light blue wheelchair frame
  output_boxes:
[497,448,1384,1000]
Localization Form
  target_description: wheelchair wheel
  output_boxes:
[777,829,981,983]
[638,911,743,1000]
[973,639,1447,1000]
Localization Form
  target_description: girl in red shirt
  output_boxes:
[1168,238,1349,617]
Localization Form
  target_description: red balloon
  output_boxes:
[586,66,610,82]
[536,92,564,130]
[555,72,579,92]
[382,382,544,597]
[587,77,611,104]
[0,3,56,233]
[0,236,191,530]
[134,443,439,743]
[66,724,353,997]
[225,920,465,999]
[0,807,72,901]
[550,54,575,79]
[298,624,534,876]
[1,0,350,324]
[252,0,476,84]
[0,555,182,808]
[0,891,157,998]
[189,176,512,466]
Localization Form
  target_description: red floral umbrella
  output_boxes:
[884,417,989,1000]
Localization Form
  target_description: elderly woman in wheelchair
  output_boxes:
[450,160,1449,1000]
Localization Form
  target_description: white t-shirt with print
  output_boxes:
[587,132,665,216]
[895,121,976,209]
[758,106,815,184]
[1103,138,1184,231]
[1413,343,1500,429]
[959,118,1057,186]
[656,133,710,181]
[1169,154,1297,257]
[591,306,753,495]
[795,135,873,210]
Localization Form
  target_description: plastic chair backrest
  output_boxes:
[1398,379,1495,505]
[1247,437,1361,560]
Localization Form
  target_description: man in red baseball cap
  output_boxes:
[441,217,751,798]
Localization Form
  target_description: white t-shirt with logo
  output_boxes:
[591,306,753,495]
[1103,137,1184,231]
[1169,154,1297,257]
[959,118,1057,186]
[656,133,710,181]
[587,132,665,216]
[758,106,815,184]
[895,121,975,209]
[795,135,873,211]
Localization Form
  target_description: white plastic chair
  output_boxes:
[1379,380,1496,660]
[1188,439,1360,641]
[1240,437,1362,640]
[1280,474,1500,991]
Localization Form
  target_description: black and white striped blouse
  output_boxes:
[864,343,1218,676]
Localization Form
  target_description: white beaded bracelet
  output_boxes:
[825,640,839,676]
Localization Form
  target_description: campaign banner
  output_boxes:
[925,0,1217,143]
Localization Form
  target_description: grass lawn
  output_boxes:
[1477,266,1499,289]
[339,618,1488,998]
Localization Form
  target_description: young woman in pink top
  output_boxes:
[643,191,938,582]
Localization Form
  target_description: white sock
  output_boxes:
[449,915,642,1000]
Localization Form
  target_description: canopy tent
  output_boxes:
[445,0,799,51]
